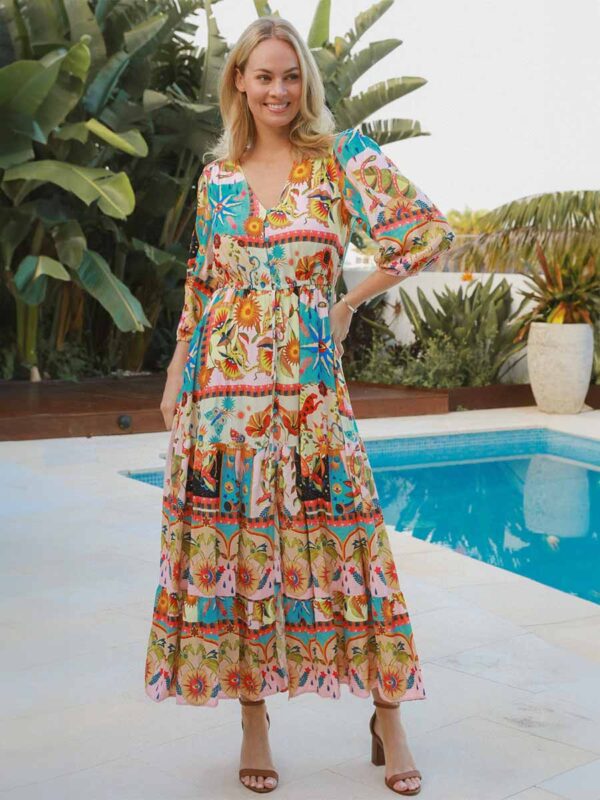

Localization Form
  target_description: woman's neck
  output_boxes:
[248,122,293,162]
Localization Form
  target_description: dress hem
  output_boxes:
[145,674,427,708]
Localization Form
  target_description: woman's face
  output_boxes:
[235,38,302,133]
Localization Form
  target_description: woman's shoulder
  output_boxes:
[200,156,237,186]
[333,126,383,165]
[201,157,224,175]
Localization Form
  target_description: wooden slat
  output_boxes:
[1,375,598,441]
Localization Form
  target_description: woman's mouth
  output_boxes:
[264,102,290,114]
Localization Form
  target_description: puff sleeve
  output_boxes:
[175,165,216,342]
[333,127,455,278]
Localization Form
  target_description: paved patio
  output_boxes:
[1,406,599,799]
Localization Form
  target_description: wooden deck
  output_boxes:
[0,374,597,441]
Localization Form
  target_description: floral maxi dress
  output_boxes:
[144,127,455,706]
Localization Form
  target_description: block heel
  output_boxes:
[369,699,422,796]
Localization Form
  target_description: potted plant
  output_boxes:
[512,245,599,413]
[444,189,600,413]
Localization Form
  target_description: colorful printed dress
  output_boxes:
[144,126,455,707]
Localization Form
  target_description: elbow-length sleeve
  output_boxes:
[175,164,215,342]
[333,127,455,278]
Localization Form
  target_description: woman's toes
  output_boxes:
[265,777,277,788]
[393,778,408,791]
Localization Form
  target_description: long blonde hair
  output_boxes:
[205,16,337,164]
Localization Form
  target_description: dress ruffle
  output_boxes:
[144,432,427,706]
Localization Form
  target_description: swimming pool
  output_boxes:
[124,427,600,604]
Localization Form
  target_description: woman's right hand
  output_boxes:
[161,341,191,429]
[160,368,184,430]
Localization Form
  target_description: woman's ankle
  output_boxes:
[372,689,399,708]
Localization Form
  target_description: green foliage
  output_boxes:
[0,0,225,379]
[261,0,429,146]
[399,330,500,388]
[592,320,600,385]
[346,276,532,388]
[445,207,490,235]
[343,327,413,383]
[446,190,600,274]
[1,0,433,381]
[397,275,529,384]
[513,246,600,342]
[37,339,97,382]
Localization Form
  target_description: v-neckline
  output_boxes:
[237,156,298,215]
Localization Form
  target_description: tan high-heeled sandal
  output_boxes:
[369,699,422,796]
[239,698,279,793]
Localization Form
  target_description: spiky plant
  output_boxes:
[513,244,600,343]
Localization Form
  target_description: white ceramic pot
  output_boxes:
[527,321,594,413]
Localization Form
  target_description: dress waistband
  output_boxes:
[213,280,329,291]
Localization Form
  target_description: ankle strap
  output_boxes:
[373,700,400,709]
[239,698,265,706]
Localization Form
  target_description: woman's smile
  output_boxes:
[264,101,290,113]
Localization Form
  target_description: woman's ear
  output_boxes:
[234,66,245,93]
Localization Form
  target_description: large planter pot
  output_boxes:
[527,321,594,413]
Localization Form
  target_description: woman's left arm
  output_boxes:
[330,127,456,353]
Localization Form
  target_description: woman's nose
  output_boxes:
[269,81,287,96]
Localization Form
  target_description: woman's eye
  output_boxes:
[258,74,299,81]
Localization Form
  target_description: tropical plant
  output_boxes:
[342,324,414,383]
[512,245,600,343]
[445,190,600,274]
[0,0,226,379]
[399,330,503,387]
[443,207,490,274]
[397,275,531,383]
[593,322,600,384]
[1,0,436,381]
[446,206,491,235]
[441,190,600,386]
[0,35,144,379]
[258,0,430,146]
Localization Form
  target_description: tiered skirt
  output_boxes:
[144,285,426,707]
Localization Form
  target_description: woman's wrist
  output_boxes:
[338,293,359,313]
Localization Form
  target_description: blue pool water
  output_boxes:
[124,427,600,604]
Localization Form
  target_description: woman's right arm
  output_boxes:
[160,341,190,430]
[161,165,214,430]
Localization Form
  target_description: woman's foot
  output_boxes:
[239,701,278,791]
[372,703,421,794]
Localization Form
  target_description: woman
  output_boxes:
[145,15,455,797]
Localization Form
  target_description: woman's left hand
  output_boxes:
[329,299,355,357]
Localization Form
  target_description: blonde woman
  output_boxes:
[145,15,455,796]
